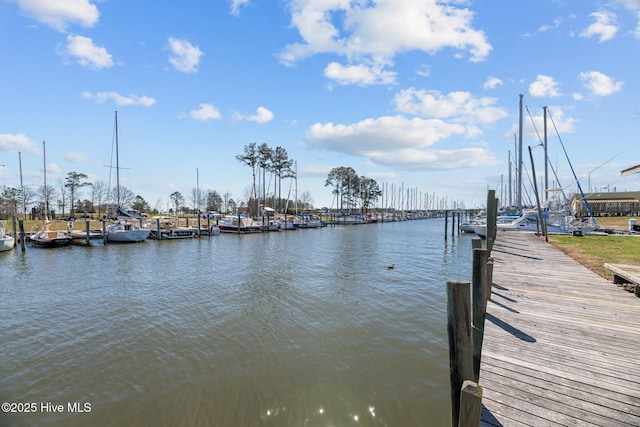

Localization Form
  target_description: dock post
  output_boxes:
[85,220,91,245]
[12,216,17,243]
[19,219,26,251]
[486,191,496,254]
[156,218,162,240]
[446,279,473,427]
[459,380,483,427]
[444,210,449,240]
[102,221,107,244]
[472,248,489,383]
[197,215,201,237]
[486,257,494,301]
[452,210,456,238]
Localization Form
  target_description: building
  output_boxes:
[571,191,640,217]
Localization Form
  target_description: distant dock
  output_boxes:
[480,232,640,426]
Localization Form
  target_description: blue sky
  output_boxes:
[1,0,639,212]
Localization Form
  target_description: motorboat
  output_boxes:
[219,214,261,234]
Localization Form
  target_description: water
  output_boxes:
[1,219,474,426]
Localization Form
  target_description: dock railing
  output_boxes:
[446,190,496,426]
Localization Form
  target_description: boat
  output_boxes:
[0,221,16,252]
[296,213,324,229]
[218,214,262,234]
[70,227,104,244]
[30,141,73,248]
[472,202,596,238]
[147,217,196,239]
[105,111,150,243]
[30,221,72,247]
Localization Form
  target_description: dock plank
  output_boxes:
[479,232,640,426]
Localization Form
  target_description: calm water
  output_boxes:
[1,219,474,427]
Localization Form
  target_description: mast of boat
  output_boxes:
[543,105,548,196]
[19,151,25,220]
[517,94,523,211]
[114,111,121,209]
[42,140,49,218]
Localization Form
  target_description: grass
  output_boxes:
[547,216,640,280]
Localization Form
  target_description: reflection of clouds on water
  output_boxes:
[260,382,387,426]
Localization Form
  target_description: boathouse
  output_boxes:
[571,190,640,217]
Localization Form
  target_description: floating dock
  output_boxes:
[480,232,640,426]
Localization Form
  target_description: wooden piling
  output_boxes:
[102,221,107,244]
[85,220,91,245]
[458,380,483,427]
[444,210,449,240]
[472,248,489,383]
[156,218,162,240]
[446,279,473,427]
[19,219,26,251]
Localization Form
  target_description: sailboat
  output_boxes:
[0,220,15,252]
[106,111,150,243]
[30,141,72,248]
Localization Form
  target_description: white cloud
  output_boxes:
[58,35,113,69]
[246,106,274,124]
[306,114,500,170]
[580,11,618,42]
[324,62,396,86]
[234,107,274,124]
[578,71,623,96]
[0,133,40,156]
[504,106,577,141]
[528,75,561,98]
[16,0,100,32]
[168,37,203,73]
[188,103,222,121]
[483,77,503,90]
[393,88,508,125]
[64,150,91,163]
[230,0,249,16]
[82,91,156,107]
[280,0,491,84]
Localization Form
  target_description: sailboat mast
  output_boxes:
[115,111,121,207]
[43,140,48,215]
[517,94,523,211]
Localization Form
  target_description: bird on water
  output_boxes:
[387,264,395,270]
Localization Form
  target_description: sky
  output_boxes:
[1,0,640,212]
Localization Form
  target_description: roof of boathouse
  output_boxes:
[571,191,640,204]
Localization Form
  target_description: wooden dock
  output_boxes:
[479,232,640,426]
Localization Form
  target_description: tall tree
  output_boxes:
[257,143,272,212]
[271,146,293,211]
[206,190,223,212]
[169,191,184,214]
[358,176,382,214]
[325,166,357,212]
[0,186,21,217]
[235,143,258,215]
[65,172,91,216]
[132,195,150,213]
[92,180,107,217]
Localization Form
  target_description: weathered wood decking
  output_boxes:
[479,232,640,427]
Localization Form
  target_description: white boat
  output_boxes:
[472,202,596,238]
[296,214,324,229]
[219,214,261,234]
[105,222,149,242]
[105,111,150,243]
[0,221,16,252]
